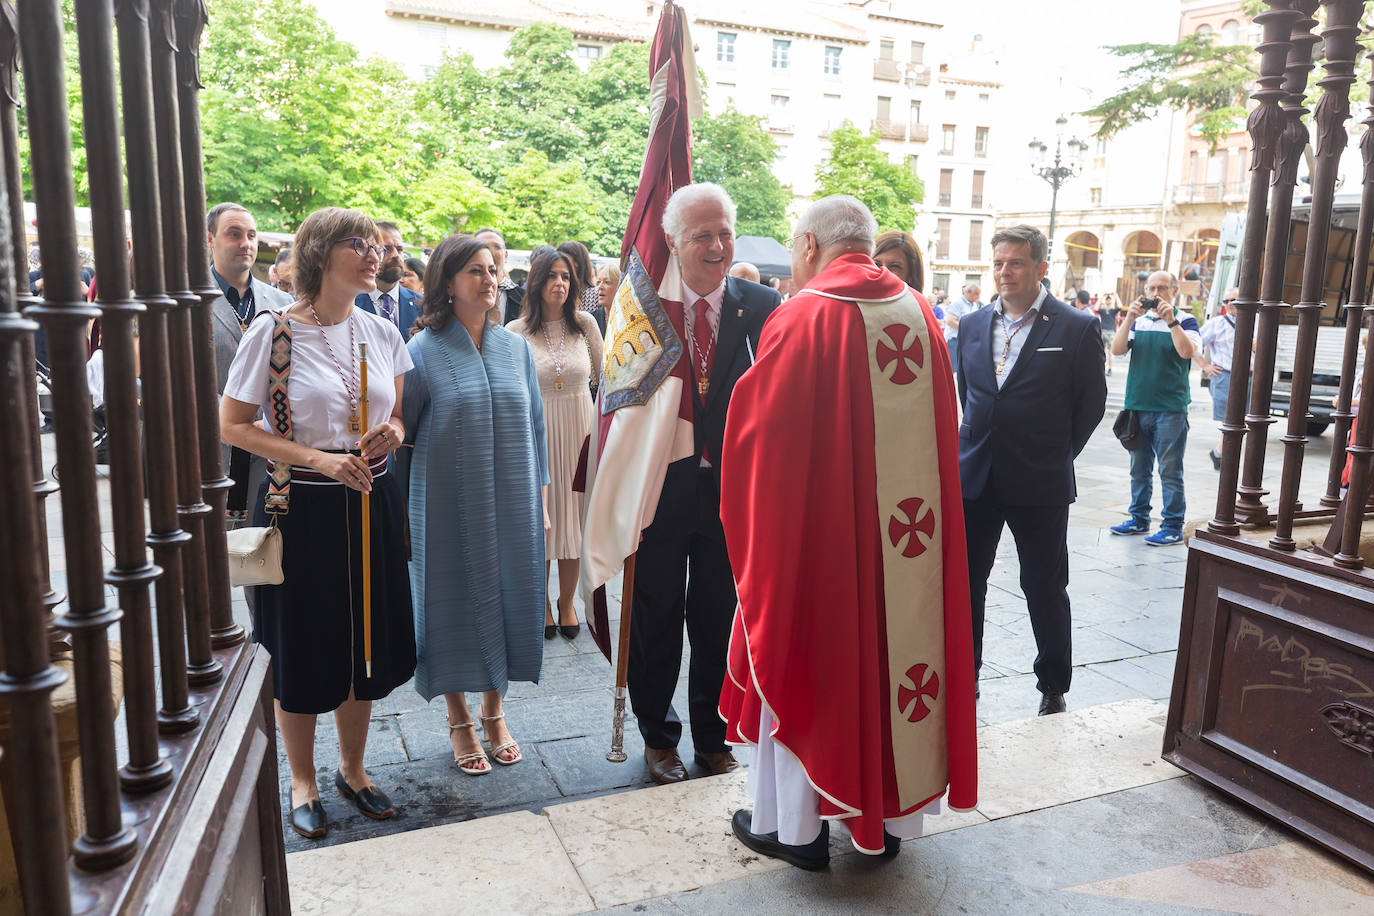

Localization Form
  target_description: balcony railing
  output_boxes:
[1172,181,1249,204]
[909,121,929,142]
[907,64,931,86]
[873,58,901,81]
[971,193,984,208]
[872,118,906,140]
[768,120,794,134]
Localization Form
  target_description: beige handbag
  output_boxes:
[227,520,283,586]
[227,312,293,588]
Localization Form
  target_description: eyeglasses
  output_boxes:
[784,231,809,251]
[340,237,385,260]
[380,244,407,256]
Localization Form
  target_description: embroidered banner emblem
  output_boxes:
[600,250,684,413]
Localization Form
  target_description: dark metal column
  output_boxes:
[1235,0,1321,526]
[0,81,72,916]
[149,0,220,686]
[0,3,64,640]
[73,0,173,795]
[1322,47,1374,510]
[175,0,244,649]
[116,0,199,735]
[1272,0,1364,549]
[17,0,137,872]
[1209,0,1300,534]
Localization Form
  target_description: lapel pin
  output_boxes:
[737,308,743,317]
[1041,314,1049,321]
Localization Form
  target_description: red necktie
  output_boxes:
[693,297,714,393]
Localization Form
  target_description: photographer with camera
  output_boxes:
[1108,270,1201,546]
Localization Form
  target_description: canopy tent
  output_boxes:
[733,235,791,278]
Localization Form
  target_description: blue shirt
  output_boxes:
[990,287,1046,389]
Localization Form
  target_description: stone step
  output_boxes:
[286,699,1181,914]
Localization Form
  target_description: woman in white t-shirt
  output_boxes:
[220,208,416,841]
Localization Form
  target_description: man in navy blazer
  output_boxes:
[630,183,780,786]
[956,225,1106,716]
[356,220,423,339]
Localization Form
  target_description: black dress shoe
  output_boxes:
[334,770,395,820]
[1037,692,1067,716]
[545,623,558,640]
[731,809,829,870]
[559,623,580,640]
[289,799,327,839]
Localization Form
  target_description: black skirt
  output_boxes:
[250,460,416,714]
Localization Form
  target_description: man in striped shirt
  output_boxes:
[1198,288,1239,470]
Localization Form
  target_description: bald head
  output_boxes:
[729,261,760,284]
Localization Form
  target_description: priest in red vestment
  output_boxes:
[719,195,977,869]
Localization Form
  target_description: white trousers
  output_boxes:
[746,705,937,851]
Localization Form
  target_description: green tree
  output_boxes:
[1082,32,1252,150]
[693,108,790,240]
[199,0,416,229]
[404,158,504,241]
[813,122,923,233]
[495,150,605,249]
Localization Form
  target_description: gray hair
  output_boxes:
[796,195,877,252]
[663,182,737,245]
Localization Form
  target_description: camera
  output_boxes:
[1140,297,1159,310]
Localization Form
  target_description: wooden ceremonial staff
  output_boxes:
[606,552,636,762]
[360,340,373,678]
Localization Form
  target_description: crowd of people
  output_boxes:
[28,181,1246,867]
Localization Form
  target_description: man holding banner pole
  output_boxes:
[628,184,778,783]
[576,0,778,785]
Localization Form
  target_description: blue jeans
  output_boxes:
[1128,410,1189,531]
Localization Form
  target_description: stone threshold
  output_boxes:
[286,699,1183,913]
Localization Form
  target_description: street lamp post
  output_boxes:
[1028,115,1088,268]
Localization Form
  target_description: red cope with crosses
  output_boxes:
[888,497,936,558]
[897,663,941,723]
[875,323,924,385]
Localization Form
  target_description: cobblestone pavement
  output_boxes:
[42,354,1342,853]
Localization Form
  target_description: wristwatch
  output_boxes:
[1167,319,1180,328]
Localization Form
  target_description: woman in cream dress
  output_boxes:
[508,248,604,640]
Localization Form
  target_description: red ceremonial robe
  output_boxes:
[718,253,977,854]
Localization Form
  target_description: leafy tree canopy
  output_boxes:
[1082,32,1252,150]
[24,0,794,252]
[813,122,924,234]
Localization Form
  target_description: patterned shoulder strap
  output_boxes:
[265,311,293,514]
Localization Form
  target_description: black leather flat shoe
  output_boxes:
[290,799,327,839]
[334,770,395,820]
[559,623,580,641]
[880,831,901,859]
[730,809,829,870]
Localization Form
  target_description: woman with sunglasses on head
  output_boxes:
[403,235,550,775]
[508,248,603,643]
[220,208,416,840]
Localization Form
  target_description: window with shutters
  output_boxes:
[971,170,985,209]
[968,221,984,260]
[938,169,953,207]
[937,219,952,259]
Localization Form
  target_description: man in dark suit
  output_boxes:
[356,221,422,339]
[632,183,781,784]
[475,227,525,325]
[956,224,1106,716]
